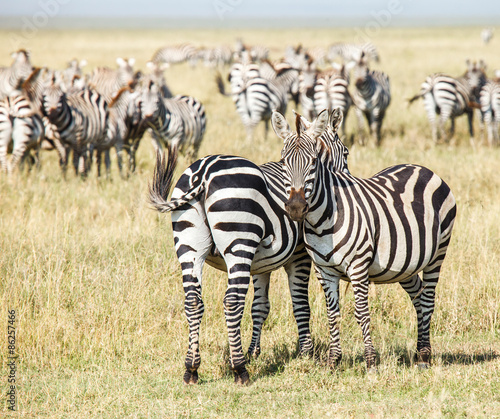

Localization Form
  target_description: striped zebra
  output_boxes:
[151,43,198,67]
[148,109,350,385]
[60,59,88,94]
[298,61,353,138]
[259,60,300,107]
[273,108,456,371]
[328,42,379,64]
[198,45,233,67]
[145,61,173,98]
[42,78,108,177]
[0,68,45,173]
[234,39,269,63]
[408,61,486,143]
[88,57,137,102]
[137,79,206,162]
[480,79,500,146]
[216,61,289,140]
[352,54,391,145]
[0,50,33,99]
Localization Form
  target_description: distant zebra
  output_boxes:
[60,58,88,94]
[148,109,350,385]
[0,68,45,173]
[0,50,33,99]
[481,28,494,45]
[352,54,391,145]
[137,80,206,162]
[274,108,456,371]
[198,45,233,67]
[42,79,108,176]
[216,62,289,140]
[408,61,486,143]
[88,57,137,102]
[328,42,379,64]
[234,39,269,63]
[480,79,500,146]
[259,60,300,107]
[151,43,198,67]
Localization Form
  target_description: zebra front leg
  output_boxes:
[317,271,342,367]
[247,273,271,359]
[223,266,251,385]
[284,249,313,357]
[351,274,377,372]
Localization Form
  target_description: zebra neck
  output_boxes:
[305,163,338,228]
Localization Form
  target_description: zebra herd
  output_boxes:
[0,50,206,176]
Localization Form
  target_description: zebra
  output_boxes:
[408,60,486,143]
[151,43,198,67]
[273,107,456,371]
[137,79,206,163]
[88,57,137,102]
[0,68,45,173]
[145,61,173,98]
[42,77,108,177]
[216,61,289,140]
[480,79,500,146]
[328,42,379,64]
[481,28,494,45]
[148,109,350,385]
[60,59,88,94]
[0,50,33,99]
[198,45,233,67]
[259,60,300,107]
[234,39,269,63]
[351,53,391,145]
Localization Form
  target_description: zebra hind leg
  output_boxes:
[247,273,271,359]
[223,264,252,385]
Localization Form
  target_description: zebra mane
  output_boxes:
[109,86,132,108]
[295,113,302,143]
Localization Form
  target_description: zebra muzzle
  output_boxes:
[285,188,309,222]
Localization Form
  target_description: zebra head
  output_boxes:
[272,109,330,222]
[464,59,487,101]
[41,76,66,121]
[10,49,33,86]
[353,52,370,89]
[137,79,162,123]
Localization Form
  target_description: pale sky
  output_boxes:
[1,0,499,20]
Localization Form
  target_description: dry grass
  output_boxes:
[0,26,499,418]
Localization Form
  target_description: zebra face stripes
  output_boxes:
[275,108,456,370]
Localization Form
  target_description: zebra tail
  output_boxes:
[407,93,423,106]
[148,145,180,213]
[215,72,230,97]
[468,101,481,109]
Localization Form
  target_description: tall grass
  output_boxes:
[0,26,499,417]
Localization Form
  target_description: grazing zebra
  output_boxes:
[481,28,494,45]
[0,50,33,99]
[88,57,137,102]
[328,42,379,64]
[352,54,391,145]
[148,109,350,385]
[137,80,206,162]
[151,43,198,67]
[408,61,486,143]
[480,79,500,146]
[216,61,289,140]
[198,45,233,67]
[273,108,456,371]
[42,78,108,176]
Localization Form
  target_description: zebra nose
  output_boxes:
[285,188,309,222]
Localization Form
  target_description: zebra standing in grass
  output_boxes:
[0,50,33,99]
[137,79,206,162]
[216,60,289,140]
[328,42,379,64]
[0,68,45,173]
[408,60,487,143]
[481,28,494,45]
[480,77,500,146]
[88,57,137,102]
[352,53,391,145]
[42,77,108,176]
[151,43,198,67]
[273,108,456,371]
[259,60,301,107]
[148,109,350,385]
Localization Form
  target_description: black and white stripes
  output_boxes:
[273,108,456,371]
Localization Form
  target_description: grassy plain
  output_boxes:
[0,26,499,418]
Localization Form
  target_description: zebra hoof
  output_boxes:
[247,346,261,361]
[417,362,431,370]
[183,369,199,385]
[233,365,250,386]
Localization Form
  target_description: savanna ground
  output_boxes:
[0,26,499,418]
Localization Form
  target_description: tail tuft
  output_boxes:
[148,145,178,213]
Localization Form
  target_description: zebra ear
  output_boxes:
[116,57,126,67]
[271,111,291,141]
[79,59,87,68]
[306,109,329,140]
[329,108,344,133]
[128,58,136,67]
